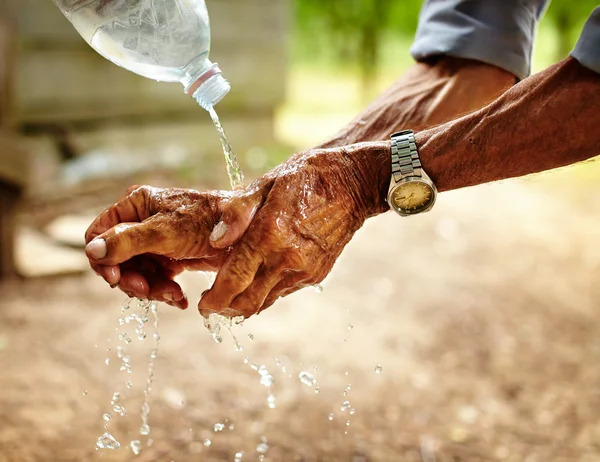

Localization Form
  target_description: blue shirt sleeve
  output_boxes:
[571,7,600,75]
[410,0,550,80]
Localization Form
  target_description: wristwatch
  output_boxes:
[387,130,437,216]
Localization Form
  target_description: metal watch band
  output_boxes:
[390,130,422,183]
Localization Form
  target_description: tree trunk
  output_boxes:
[554,11,573,62]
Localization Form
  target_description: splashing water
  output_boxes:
[256,437,270,458]
[214,423,225,432]
[299,371,317,387]
[139,301,160,437]
[130,440,142,455]
[96,432,120,450]
[97,299,159,452]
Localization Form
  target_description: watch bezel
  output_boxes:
[387,176,437,217]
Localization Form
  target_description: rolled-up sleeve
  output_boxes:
[571,7,600,75]
[410,0,549,80]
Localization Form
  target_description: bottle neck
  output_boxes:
[182,58,230,111]
[192,72,231,111]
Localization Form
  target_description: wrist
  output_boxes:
[341,141,391,217]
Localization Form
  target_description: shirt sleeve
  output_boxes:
[571,7,600,75]
[410,0,550,80]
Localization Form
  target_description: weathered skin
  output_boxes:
[85,57,518,317]
[84,185,257,309]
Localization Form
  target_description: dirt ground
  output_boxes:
[1,169,600,462]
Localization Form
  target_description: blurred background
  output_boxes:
[1,1,600,461]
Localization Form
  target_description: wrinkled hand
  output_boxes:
[200,141,390,318]
[84,185,258,308]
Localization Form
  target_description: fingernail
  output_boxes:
[210,221,228,242]
[86,238,107,259]
[106,266,119,285]
[163,292,174,301]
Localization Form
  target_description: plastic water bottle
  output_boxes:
[53,0,230,110]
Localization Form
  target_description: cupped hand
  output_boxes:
[84,185,260,308]
[199,141,391,318]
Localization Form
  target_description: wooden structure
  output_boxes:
[0,0,27,278]
[16,0,289,126]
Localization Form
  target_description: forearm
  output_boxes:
[418,57,600,192]
[318,57,515,149]
[350,57,600,217]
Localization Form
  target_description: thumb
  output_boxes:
[85,216,172,266]
[210,187,266,249]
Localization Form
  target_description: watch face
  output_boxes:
[390,180,435,215]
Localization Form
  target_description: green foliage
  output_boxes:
[293,0,421,87]
[294,0,599,78]
[543,0,599,60]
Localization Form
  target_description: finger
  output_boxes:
[90,262,121,286]
[229,267,282,317]
[148,279,188,309]
[119,271,150,299]
[210,188,267,249]
[120,256,187,308]
[85,186,151,244]
[260,274,309,313]
[85,217,170,266]
[198,242,263,315]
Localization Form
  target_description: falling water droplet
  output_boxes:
[258,366,274,388]
[341,400,351,412]
[375,364,383,374]
[349,408,356,415]
[96,432,120,450]
[256,442,269,454]
[126,381,133,389]
[234,451,244,461]
[229,424,235,431]
[346,420,351,426]
[214,423,225,432]
[348,324,354,330]
[247,334,254,340]
[83,390,88,396]
[299,371,317,387]
[267,394,277,409]
[130,440,142,455]
[314,284,323,293]
[328,413,334,421]
[113,405,126,416]
[204,439,212,447]
[102,413,111,422]
[104,358,111,366]
[140,424,150,436]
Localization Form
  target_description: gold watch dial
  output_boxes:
[391,181,434,214]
